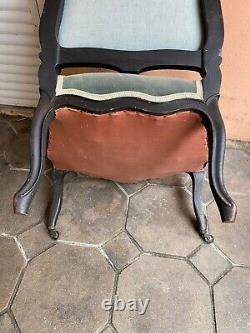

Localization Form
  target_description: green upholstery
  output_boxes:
[59,0,203,51]
[56,73,203,103]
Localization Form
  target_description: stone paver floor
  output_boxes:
[0,115,250,333]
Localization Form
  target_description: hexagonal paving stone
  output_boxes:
[0,313,16,333]
[118,181,147,195]
[208,194,250,265]
[113,255,213,333]
[0,237,25,311]
[189,244,231,283]
[149,173,191,187]
[127,186,202,256]
[17,223,55,259]
[57,178,127,244]
[214,268,250,333]
[12,244,115,333]
[224,148,250,195]
[102,232,141,270]
[0,170,50,236]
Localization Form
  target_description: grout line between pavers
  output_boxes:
[213,245,234,264]
[186,243,204,259]
[228,191,250,197]
[110,323,118,333]
[123,197,130,229]
[100,229,125,248]
[27,243,57,263]
[206,200,215,209]
[209,286,218,333]
[183,186,193,198]
[146,182,187,190]
[14,237,28,262]
[232,263,250,270]
[212,266,233,287]
[98,246,118,273]
[115,181,150,198]
[110,272,120,326]
[0,308,8,316]
[212,243,234,265]
[0,233,15,239]
[124,229,144,253]
[9,166,30,172]
[8,263,28,310]
[127,182,150,197]
[57,239,100,248]
[186,259,211,286]
[118,252,142,273]
[15,117,29,122]
[15,220,45,238]
[145,251,186,261]
[6,120,18,135]
[98,325,109,333]
[98,322,113,333]
[8,309,22,333]
[123,202,130,230]
[113,182,129,197]
[205,198,216,207]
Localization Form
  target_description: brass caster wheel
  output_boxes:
[48,229,60,240]
[201,233,214,244]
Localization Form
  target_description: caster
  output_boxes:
[48,229,60,240]
[200,232,214,244]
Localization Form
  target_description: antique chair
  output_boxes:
[14,0,237,243]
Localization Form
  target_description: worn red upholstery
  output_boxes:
[47,108,208,183]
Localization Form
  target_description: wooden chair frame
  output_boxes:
[14,0,237,242]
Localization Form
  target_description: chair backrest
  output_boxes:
[58,0,203,51]
[39,0,224,101]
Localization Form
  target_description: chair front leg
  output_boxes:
[13,96,54,215]
[47,169,66,240]
[206,98,237,223]
[189,171,214,244]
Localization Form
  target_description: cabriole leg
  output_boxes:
[47,170,66,240]
[189,171,214,244]
[13,98,54,215]
[206,99,237,223]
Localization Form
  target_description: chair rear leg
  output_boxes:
[47,170,66,240]
[189,171,214,244]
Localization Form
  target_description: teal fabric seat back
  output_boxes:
[58,0,203,51]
